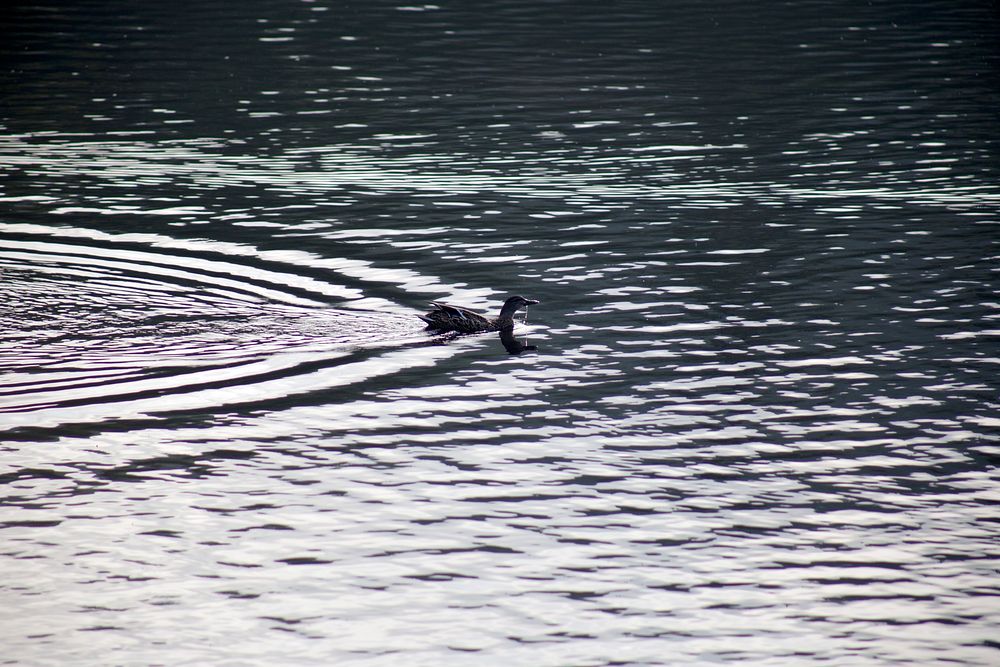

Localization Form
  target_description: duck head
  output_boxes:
[496,295,540,328]
[501,295,540,312]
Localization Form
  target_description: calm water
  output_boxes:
[2,1,999,665]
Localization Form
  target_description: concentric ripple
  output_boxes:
[0,223,440,431]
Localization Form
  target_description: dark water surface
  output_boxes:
[2,1,999,664]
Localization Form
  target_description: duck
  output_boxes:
[419,295,539,334]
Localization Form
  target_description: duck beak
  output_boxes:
[525,299,539,305]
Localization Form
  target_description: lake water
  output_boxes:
[2,1,999,665]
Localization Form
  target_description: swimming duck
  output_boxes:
[419,295,539,333]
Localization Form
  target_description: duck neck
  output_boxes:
[495,314,516,330]
[495,302,520,329]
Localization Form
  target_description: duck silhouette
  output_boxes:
[419,295,539,334]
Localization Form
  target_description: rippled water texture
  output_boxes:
[2,1,999,665]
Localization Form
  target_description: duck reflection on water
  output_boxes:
[499,327,536,355]
[419,295,539,355]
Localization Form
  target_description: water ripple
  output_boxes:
[3,135,997,212]
[2,0,999,664]
[0,223,462,432]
